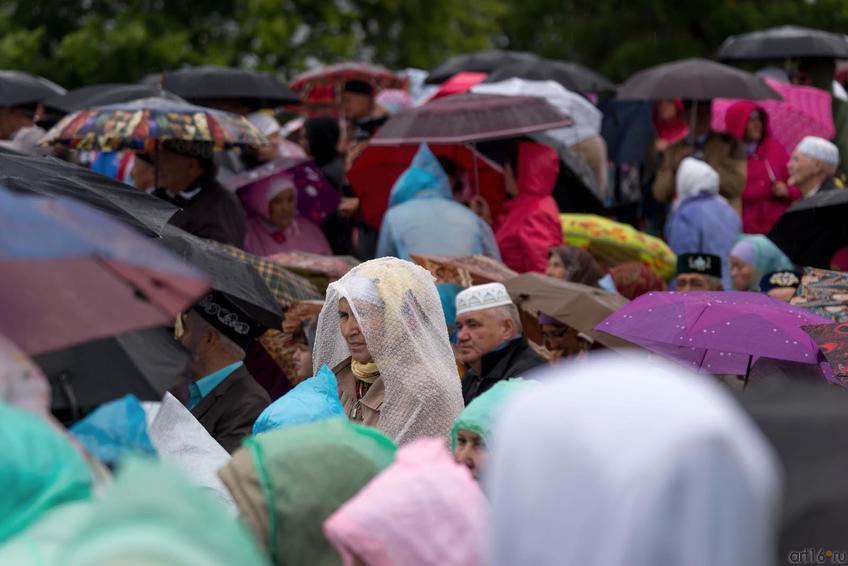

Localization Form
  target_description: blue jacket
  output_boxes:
[377,145,501,260]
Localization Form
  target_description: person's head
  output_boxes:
[539,313,584,357]
[656,99,680,122]
[730,235,794,292]
[675,157,719,202]
[342,80,375,121]
[546,245,606,287]
[724,101,767,144]
[130,154,155,192]
[338,297,372,364]
[292,320,317,381]
[788,136,839,194]
[759,271,801,302]
[674,253,723,292]
[267,182,297,230]
[455,283,521,367]
[247,112,283,162]
[730,255,755,291]
[156,142,215,194]
[744,109,764,142]
[0,104,37,139]
[303,116,341,166]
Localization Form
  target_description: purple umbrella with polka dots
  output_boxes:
[595,291,832,377]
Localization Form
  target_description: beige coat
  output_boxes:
[334,358,384,429]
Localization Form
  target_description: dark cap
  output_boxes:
[160,139,215,160]
[760,270,801,293]
[343,79,375,97]
[676,253,722,278]
[192,291,263,350]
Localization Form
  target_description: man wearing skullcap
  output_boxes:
[788,136,841,199]
[673,253,724,292]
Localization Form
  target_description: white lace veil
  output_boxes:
[313,257,464,444]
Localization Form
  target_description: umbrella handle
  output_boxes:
[57,371,81,422]
[743,354,753,389]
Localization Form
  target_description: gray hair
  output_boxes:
[490,303,523,336]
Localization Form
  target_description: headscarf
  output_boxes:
[486,354,781,566]
[609,261,666,300]
[304,117,341,167]
[324,438,486,566]
[550,244,606,287]
[675,157,720,203]
[218,419,396,566]
[312,257,464,444]
[388,144,452,208]
[451,378,533,451]
[0,401,93,544]
[62,458,268,566]
[0,335,51,419]
[730,235,795,291]
[252,365,346,435]
[240,173,296,222]
[652,99,689,144]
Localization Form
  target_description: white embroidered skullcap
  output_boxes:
[795,136,839,167]
[247,112,281,137]
[456,282,514,316]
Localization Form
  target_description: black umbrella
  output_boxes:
[425,50,540,84]
[618,58,782,101]
[768,188,848,268]
[484,58,616,93]
[736,378,848,556]
[44,83,186,114]
[154,65,300,107]
[0,70,65,106]
[717,25,848,61]
[38,326,190,417]
[0,152,177,236]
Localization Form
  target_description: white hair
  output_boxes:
[491,304,523,336]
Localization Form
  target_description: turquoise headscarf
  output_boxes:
[0,401,93,544]
[730,235,795,291]
[451,379,535,450]
[388,144,452,208]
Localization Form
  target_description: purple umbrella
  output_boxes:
[595,291,831,377]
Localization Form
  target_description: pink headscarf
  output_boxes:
[323,438,487,566]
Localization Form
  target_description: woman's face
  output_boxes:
[542,323,583,356]
[454,429,487,481]
[745,110,764,142]
[545,254,567,280]
[293,343,313,380]
[268,189,296,230]
[657,99,678,121]
[338,298,373,364]
[730,256,755,291]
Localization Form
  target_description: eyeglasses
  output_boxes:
[541,327,569,340]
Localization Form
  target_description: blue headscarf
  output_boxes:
[388,144,452,208]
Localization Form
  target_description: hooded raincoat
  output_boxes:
[376,145,500,261]
[451,378,533,451]
[495,142,563,273]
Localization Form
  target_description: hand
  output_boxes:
[772,181,789,199]
[468,195,493,225]
[338,197,359,218]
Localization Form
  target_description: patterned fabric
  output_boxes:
[289,63,406,116]
[609,261,667,300]
[802,322,848,386]
[792,267,848,323]
[410,254,518,288]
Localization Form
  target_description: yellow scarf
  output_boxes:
[351,360,380,384]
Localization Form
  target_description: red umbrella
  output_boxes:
[347,143,505,230]
[428,72,487,101]
[289,63,406,115]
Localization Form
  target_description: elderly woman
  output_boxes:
[730,234,795,292]
[239,173,331,257]
[546,244,615,290]
[312,257,464,444]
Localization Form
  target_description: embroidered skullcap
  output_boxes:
[455,283,514,316]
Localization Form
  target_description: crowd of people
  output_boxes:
[2,41,848,566]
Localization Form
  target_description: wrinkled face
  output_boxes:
[293,343,313,379]
[157,149,203,193]
[542,323,582,356]
[730,256,755,291]
[745,110,764,142]
[675,273,712,292]
[767,287,796,302]
[338,298,373,364]
[268,189,296,229]
[341,92,373,121]
[454,429,487,481]
[545,254,567,280]
[788,151,825,188]
[456,308,514,366]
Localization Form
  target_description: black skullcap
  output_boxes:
[676,253,722,279]
[192,291,264,350]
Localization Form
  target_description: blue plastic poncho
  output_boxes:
[253,365,346,435]
[70,394,157,465]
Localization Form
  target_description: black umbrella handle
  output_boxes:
[57,371,80,422]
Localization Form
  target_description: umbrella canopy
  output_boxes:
[0,189,207,356]
[289,63,405,114]
[595,291,831,376]
[0,70,65,106]
[717,25,848,60]
[428,72,488,101]
[44,83,186,114]
[268,252,358,294]
[804,321,848,385]
[410,254,518,287]
[560,213,677,280]
[371,93,572,145]
[36,327,190,414]
[792,267,848,323]
[483,58,615,93]
[223,157,341,226]
[768,188,848,268]
[0,152,177,236]
[347,142,505,230]
[618,58,782,101]
[425,50,540,84]
[156,65,300,107]
[711,79,835,156]
[41,97,269,153]
[503,272,631,349]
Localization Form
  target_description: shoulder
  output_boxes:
[224,367,271,404]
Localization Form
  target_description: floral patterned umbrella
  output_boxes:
[791,267,848,323]
[289,63,406,116]
[40,97,269,152]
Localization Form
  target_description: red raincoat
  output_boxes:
[725,101,801,234]
[495,142,562,273]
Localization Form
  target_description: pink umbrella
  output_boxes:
[595,291,834,380]
[712,79,835,155]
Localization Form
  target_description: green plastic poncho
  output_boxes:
[451,378,534,450]
[219,418,397,566]
[61,458,269,566]
[0,401,92,544]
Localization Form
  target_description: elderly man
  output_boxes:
[176,292,271,453]
[674,253,724,292]
[455,282,546,404]
[788,136,841,198]
[151,140,247,247]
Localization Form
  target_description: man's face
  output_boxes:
[788,151,824,188]
[157,149,204,193]
[456,308,514,365]
[176,312,209,377]
[454,429,487,481]
[675,273,712,292]
[131,158,155,192]
[341,92,373,121]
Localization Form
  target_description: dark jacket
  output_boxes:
[157,176,247,248]
[191,365,271,453]
[462,336,546,405]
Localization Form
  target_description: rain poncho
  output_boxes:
[376,144,500,261]
[450,378,533,451]
[487,354,781,566]
[730,234,795,291]
[0,401,93,544]
[61,458,268,566]
[312,257,464,444]
[70,394,157,465]
[252,365,346,434]
[218,419,396,566]
[324,438,486,566]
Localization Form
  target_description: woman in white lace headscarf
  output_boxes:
[487,353,782,566]
[313,257,463,444]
